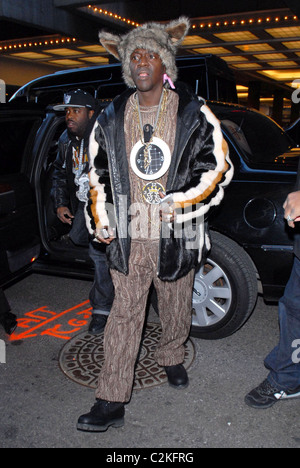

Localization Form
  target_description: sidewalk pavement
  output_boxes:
[0,273,299,448]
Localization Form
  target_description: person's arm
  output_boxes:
[51,135,71,209]
[166,103,234,223]
[85,119,115,244]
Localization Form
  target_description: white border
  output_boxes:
[130,137,171,181]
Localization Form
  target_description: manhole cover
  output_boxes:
[59,322,195,391]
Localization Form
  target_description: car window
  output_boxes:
[221,111,292,166]
[222,120,253,156]
[0,117,42,175]
[96,83,127,100]
[34,86,98,106]
[177,61,237,103]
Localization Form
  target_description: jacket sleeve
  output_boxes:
[171,103,233,223]
[85,119,112,236]
[51,134,70,211]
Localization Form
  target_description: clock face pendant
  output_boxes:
[130,137,171,181]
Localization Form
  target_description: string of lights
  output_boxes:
[86,4,139,27]
[85,4,298,30]
[192,14,298,30]
[0,7,298,56]
[0,36,77,53]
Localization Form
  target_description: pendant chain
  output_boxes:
[130,89,170,212]
[132,89,168,170]
[73,139,85,173]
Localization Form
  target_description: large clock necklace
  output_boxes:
[130,88,171,185]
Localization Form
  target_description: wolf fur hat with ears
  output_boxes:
[99,17,190,88]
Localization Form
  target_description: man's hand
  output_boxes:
[57,206,74,225]
[159,192,176,223]
[94,226,116,245]
[283,190,300,228]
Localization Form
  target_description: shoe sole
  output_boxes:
[88,328,105,336]
[168,381,189,390]
[244,396,277,409]
[245,391,300,409]
[76,418,124,432]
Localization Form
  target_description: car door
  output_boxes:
[0,104,45,287]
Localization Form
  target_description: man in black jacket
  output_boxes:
[52,90,114,334]
[245,162,300,408]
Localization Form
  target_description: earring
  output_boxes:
[163,73,175,89]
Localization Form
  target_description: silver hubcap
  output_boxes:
[192,258,232,328]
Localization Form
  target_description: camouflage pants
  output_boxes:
[95,240,195,403]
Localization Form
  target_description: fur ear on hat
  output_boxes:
[99,31,121,60]
[165,17,190,45]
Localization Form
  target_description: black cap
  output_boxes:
[53,89,96,111]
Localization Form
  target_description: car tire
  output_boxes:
[190,231,258,340]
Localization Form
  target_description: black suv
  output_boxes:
[1,56,299,339]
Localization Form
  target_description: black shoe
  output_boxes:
[77,399,125,432]
[88,314,108,335]
[164,364,189,389]
[245,379,300,409]
[0,312,17,335]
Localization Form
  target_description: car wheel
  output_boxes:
[190,231,258,340]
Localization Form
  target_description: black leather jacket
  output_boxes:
[51,130,79,213]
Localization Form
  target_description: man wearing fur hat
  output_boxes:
[77,17,233,432]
